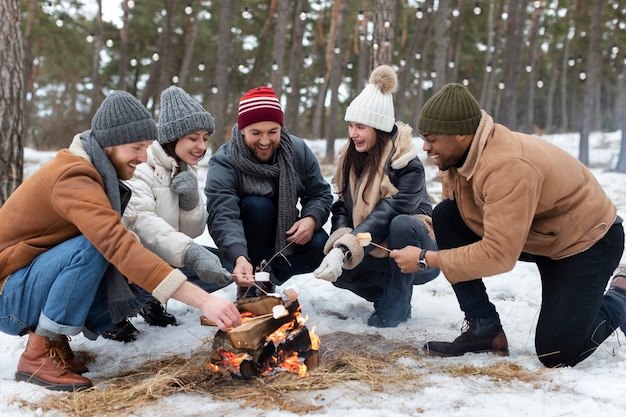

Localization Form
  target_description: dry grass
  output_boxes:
[27,332,544,416]
[441,361,542,384]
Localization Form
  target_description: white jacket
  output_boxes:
[122,141,207,267]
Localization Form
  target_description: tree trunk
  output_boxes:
[90,0,104,115]
[0,0,24,204]
[178,0,203,88]
[117,0,131,90]
[578,0,602,166]
[615,66,626,173]
[246,0,279,91]
[283,0,308,130]
[325,0,347,162]
[431,0,450,91]
[21,0,37,147]
[372,0,396,67]
[522,4,542,134]
[157,0,179,96]
[270,0,290,97]
[498,0,525,128]
[211,0,234,147]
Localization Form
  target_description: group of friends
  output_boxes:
[0,64,625,392]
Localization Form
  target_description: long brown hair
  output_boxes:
[337,128,393,201]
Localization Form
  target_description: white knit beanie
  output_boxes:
[344,65,397,133]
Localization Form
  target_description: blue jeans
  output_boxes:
[240,195,329,285]
[433,198,625,367]
[333,214,439,321]
[0,235,113,339]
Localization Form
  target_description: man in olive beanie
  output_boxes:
[390,82,625,368]
[0,90,241,391]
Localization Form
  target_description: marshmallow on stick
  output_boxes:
[355,231,391,252]
[355,232,372,247]
[272,304,289,319]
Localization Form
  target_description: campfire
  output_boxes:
[202,293,320,379]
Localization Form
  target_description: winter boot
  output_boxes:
[15,332,92,391]
[49,336,89,375]
[139,300,178,327]
[606,272,626,335]
[101,318,140,343]
[423,316,509,357]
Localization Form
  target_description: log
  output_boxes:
[227,299,301,350]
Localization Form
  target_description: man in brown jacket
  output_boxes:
[391,83,625,368]
[0,91,241,391]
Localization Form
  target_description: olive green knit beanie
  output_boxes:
[418,83,482,135]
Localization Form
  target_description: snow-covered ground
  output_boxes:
[1,131,625,416]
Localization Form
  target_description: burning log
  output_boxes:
[209,296,319,379]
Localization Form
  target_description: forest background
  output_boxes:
[1,0,626,204]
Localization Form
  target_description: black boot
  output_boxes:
[101,318,140,343]
[367,307,411,328]
[423,317,509,357]
[236,281,276,300]
[139,300,178,327]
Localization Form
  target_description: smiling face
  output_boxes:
[420,133,473,171]
[103,140,153,180]
[175,130,209,166]
[241,121,282,162]
[347,122,377,153]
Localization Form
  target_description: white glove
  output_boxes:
[183,243,232,286]
[313,247,345,282]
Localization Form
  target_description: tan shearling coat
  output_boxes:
[438,111,617,283]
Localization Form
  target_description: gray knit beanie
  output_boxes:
[418,83,482,135]
[158,86,215,145]
[91,90,157,147]
[345,65,397,133]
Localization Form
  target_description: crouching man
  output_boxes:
[0,91,241,391]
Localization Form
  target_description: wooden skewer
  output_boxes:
[370,241,392,252]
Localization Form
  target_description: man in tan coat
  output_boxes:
[391,83,625,368]
[0,91,241,391]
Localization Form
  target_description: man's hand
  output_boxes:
[232,256,255,287]
[286,216,316,245]
[200,294,242,331]
[390,246,421,274]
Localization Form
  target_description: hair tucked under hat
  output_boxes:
[418,83,482,135]
[91,90,157,147]
[237,86,284,129]
[344,65,397,133]
[157,86,215,145]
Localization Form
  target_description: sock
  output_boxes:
[35,324,61,341]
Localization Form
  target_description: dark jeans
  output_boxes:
[333,214,439,321]
[240,195,329,285]
[433,198,625,367]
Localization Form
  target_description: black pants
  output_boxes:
[433,199,624,367]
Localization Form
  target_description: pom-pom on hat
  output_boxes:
[344,65,397,133]
[237,86,284,129]
[91,91,157,147]
[418,83,482,135]
[157,86,215,145]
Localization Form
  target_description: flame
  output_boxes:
[260,352,308,377]
[309,325,320,350]
[215,347,252,373]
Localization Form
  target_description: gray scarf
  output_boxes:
[230,124,297,255]
[80,130,151,323]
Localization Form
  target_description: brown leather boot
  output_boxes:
[15,332,93,391]
[423,317,509,357]
[49,336,89,375]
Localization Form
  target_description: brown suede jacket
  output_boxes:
[438,112,617,283]
[0,136,186,302]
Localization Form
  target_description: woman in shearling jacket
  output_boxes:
[314,65,439,328]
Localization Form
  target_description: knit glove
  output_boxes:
[313,248,345,282]
[183,243,232,286]
[171,162,199,211]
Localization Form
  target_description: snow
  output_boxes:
[2,131,626,416]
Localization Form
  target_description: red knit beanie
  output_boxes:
[237,86,284,129]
